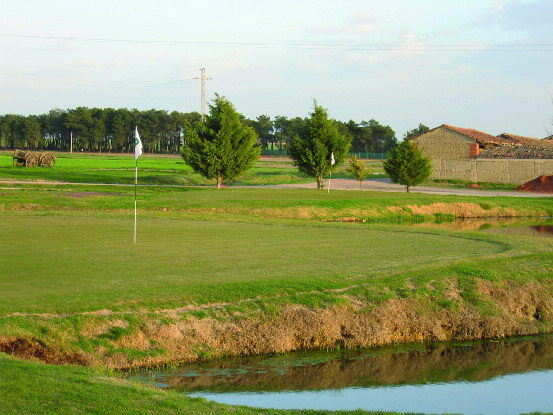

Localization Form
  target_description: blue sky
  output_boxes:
[1,0,552,138]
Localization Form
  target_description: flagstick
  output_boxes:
[133,158,138,244]
[327,170,331,194]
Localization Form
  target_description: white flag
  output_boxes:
[330,152,335,166]
[134,126,143,159]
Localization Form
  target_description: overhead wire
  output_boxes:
[1,33,553,52]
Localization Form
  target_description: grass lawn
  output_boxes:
[0,152,385,186]
[1,169,552,414]
[0,215,508,315]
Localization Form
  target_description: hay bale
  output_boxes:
[25,153,39,167]
[12,150,26,166]
[12,150,56,168]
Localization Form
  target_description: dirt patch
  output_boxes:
[0,338,88,365]
[406,203,519,218]
[64,192,129,198]
[517,175,553,193]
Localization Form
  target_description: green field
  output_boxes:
[1,153,552,414]
[0,152,385,185]
[1,215,508,315]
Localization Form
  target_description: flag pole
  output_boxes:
[133,157,138,243]
[133,125,142,243]
[328,152,335,194]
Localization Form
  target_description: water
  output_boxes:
[131,336,553,414]
[415,217,553,238]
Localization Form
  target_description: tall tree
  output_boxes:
[404,123,430,140]
[383,140,432,192]
[181,95,260,189]
[289,102,351,189]
[252,115,274,150]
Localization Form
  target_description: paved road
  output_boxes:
[1,178,552,197]
[274,178,553,198]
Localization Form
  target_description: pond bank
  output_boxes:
[2,275,552,370]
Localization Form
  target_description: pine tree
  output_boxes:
[182,95,260,189]
[289,102,350,189]
[383,140,432,192]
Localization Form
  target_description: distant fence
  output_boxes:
[260,149,386,159]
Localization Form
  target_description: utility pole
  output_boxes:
[194,68,212,122]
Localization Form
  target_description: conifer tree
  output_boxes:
[289,102,350,189]
[182,95,260,189]
[383,140,432,192]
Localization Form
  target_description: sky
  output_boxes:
[1,0,552,138]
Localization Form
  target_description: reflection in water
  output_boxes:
[131,336,553,414]
[415,218,553,238]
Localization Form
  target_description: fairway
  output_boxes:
[0,215,504,315]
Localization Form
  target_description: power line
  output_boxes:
[1,33,553,52]
[0,67,196,89]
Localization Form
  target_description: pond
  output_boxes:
[130,335,553,415]
[414,217,553,238]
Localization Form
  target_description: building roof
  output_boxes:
[498,133,550,146]
[442,124,512,146]
[477,145,553,159]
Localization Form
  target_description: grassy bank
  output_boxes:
[2,353,398,415]
[1,185,552,222]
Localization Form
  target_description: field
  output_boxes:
[0,151,386,185]
[1,153,552,414]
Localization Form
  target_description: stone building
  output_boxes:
[413,124,553,185]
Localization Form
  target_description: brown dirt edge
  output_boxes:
[1,280,552,370]
[0,338,88,365]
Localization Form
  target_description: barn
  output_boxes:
[413,124,553,185]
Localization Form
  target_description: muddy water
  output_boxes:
[132,336,553,414]
[414,217,553,238]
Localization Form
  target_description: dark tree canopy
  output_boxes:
[0,106,396,157]
[181,95,260,189]
[383,140,432,192]
[289,102,351,189]
[404,123,430,141]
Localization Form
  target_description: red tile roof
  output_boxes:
[442,124,512,145]
[499,133,552,146]
[477,145,553,159]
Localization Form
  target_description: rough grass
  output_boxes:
[1,353,404,415]
[0,185,551,222]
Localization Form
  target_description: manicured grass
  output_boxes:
[1,353,400,415]
[0,215,506,315]
[1,152,376,186]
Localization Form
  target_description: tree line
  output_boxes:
[180,96,431,191]
[0,107,400,154]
